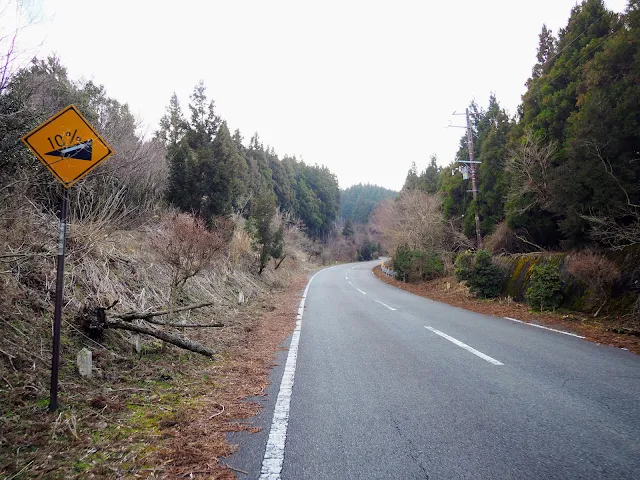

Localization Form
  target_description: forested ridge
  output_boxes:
[397,0,640,252]
[340,183,397,224]
[159,85,340,241]
[374,0,640,325]
[0,65,340,248]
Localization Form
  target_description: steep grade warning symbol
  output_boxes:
[22,105,114,188]
[46,139,93,161]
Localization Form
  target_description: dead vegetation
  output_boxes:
[1,267,311,478]
[565,252,621,317]
[371,191,447,256]
[0,29,331,479]
[0,188,317,478]
[156,273,310,479]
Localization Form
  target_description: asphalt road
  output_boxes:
[241,261,640,479]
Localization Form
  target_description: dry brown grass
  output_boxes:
[0,194,318,478]
[229,221,254,269]
[565,252,621,307]
[485,222,519,254]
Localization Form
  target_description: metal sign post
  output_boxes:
[49,188,69,412]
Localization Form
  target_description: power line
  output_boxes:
[525,26,618,107]
[541,9,609,69]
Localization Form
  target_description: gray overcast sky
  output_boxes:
[12,0,630,190]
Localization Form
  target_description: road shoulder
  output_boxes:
[153,272,311,479]
[372,265,640,355]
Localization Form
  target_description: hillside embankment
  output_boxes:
[0,206,318,478]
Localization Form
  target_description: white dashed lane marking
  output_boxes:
[425,326,504,366]
[375,300,396,311]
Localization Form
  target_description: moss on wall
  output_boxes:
[495,247,639,315]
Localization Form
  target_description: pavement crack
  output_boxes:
[387,411,430,479]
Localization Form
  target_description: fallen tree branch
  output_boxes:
[594,299,607,318]
[221,464,249,475]
[106,318,216,357]
[145,318,225,328]
[0,252,54,263]
[113,302,215,322]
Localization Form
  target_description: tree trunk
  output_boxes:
[107,318,216,357]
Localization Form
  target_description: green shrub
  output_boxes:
[393,244,411,280]
[393,244,443,282]
[418,254,444,280]
[526,263,563,311]
[454,250,474,281]
[467,250,504,298]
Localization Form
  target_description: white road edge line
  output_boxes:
[375,300,396,311]
[504,317,585,339]
[425,326,504,365]
[356,288,367,295]
[348,281,353,285]
[259,267,330,480]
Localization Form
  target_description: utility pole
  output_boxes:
[448,108,483,249]
[465,108,483,249]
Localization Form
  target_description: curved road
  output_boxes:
[247,261,640,479]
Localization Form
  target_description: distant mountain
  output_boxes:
[340,183,398,224]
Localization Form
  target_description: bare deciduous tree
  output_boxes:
[581,209,640,250]
[505,129,557,214]
[372,190,447,256]
[150,213,228,321]
[0,0,42,93]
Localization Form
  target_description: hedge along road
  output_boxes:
[254,260,640,480]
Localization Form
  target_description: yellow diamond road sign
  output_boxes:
[22,105,114,188]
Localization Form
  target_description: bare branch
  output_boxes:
[144,319,224,328]
[112,302,216,322]
[106,319,216,357]
[580,139,640,209]
[505,129,557,214]
[578,142,640,249]
[581,208,640,250]
[371,191,447,255]
[0,25,17,92]
[513,230,547,252]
